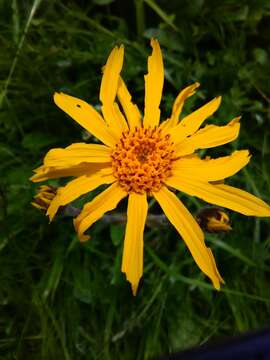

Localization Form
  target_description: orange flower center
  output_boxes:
[111,127,175,193]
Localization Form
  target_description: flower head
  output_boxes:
[31,39,270,295]
[32,185,57,212]
[196,207,232,233]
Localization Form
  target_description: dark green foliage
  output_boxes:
[0,0,270,359]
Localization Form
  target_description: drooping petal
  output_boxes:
[144,39,164,127]
[166,176,270,217]
[43,143,112,167]
[162,82,200,131]
[174,117,241,157]
[153,186,223,289]
[168,96,222,144]
[74,182,127,241]
[117,76,141,129]
[47,170,115,221]
[173,150,250,181]
[53,92,117,147]
[31,164,86,182]
[121,192,148,296]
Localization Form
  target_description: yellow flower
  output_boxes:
[196,207,232,233]
[31,39,270,295]
[31,185,57,211]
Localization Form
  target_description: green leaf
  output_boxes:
[42,255,64,300]
[22,132,57,151]
[110,224,124,246]
[93,0,115,5]
[253,48,268,65]
[144,28,183,51]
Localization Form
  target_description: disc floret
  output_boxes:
[111,127,175,193]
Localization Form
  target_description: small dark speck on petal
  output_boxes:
[76,104,81,108]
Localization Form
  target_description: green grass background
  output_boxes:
[1,0,270,359]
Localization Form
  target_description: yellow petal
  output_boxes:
[53,92,117,147]
[144,39,164,127]
[207,248,224,284]
[166,176,270,217]
[162,82,200,131]
[121,192,148,296]
[153,186,223,289]
[44,143,112,167]
[173,150,250,181]
[99,45,128,137]
[100,45,124,107]
[117,76,141,129]
[47,170,115,221]
[101,102,128,138]
[174,117,241,157]
[30,163,108,182]
[169,96,222,144]
[74,182,127,241]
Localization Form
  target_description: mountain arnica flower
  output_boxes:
[31,39,270,295]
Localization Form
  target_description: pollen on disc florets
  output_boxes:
[111,126,175,194]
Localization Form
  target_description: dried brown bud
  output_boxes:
[196,207,232,233]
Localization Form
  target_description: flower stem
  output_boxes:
[134,0,145,39]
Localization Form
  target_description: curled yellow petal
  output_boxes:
[47,170,115,221]
[121,192,148,296]
[166,176,270,217]
[169,96,222,144]
[162,82,200,131]
[144,39,164,127]
[53,92,117,147]
[153,186,223,290]
[74,182,127,241]
[173,150,250,181]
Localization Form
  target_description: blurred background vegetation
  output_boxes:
[1,0,270,359]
